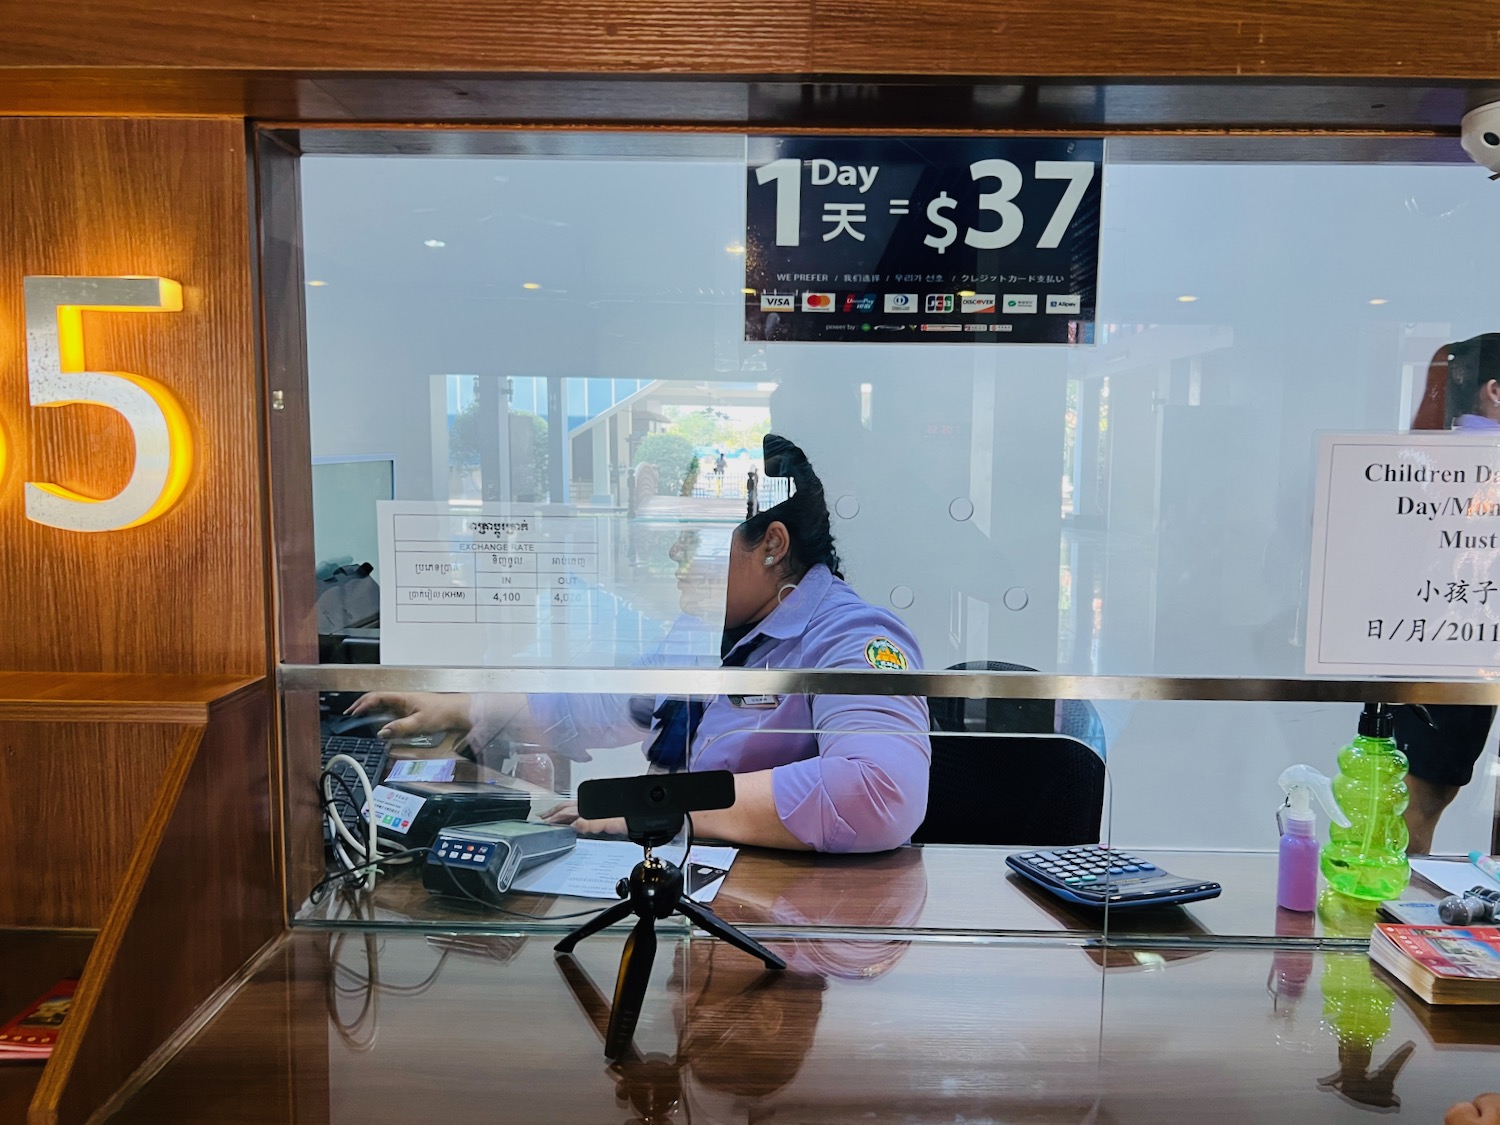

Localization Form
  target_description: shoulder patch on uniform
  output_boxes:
[864,637,909,671]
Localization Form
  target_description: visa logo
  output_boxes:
[760,293,794,311]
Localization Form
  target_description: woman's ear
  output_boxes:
[763,521,791,562]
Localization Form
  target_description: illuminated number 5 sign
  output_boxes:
[23,276,191,531]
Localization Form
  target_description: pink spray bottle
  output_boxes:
[1277,765,1349,912]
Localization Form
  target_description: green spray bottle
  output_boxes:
[1320,703,1410,902]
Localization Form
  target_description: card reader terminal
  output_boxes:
[423,821,577,906]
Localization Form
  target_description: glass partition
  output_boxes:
[278,128,1500,948]
[297,698,1115,938]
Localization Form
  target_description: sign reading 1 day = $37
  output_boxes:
[1307,431,1500,675]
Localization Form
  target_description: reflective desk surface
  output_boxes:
[298,842,1452,947]
[111,923,1500,1125]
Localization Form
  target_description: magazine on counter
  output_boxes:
[0,979,77,1060]
[1370,924,1500,1005]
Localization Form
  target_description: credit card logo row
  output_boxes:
[761,292,1080,315]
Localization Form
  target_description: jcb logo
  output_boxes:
[3,277,191,531]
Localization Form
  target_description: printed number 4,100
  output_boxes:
[20,276,190,531]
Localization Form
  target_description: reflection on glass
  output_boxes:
[556,848,925,1121]
[1316,890,1414,1112]
[298,144,1500,868]
[355,435,935,856]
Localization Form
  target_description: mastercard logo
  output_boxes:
[801,292,835,311]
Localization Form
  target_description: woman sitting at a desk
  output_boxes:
[353,435,931,854]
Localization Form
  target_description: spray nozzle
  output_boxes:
[1278,765,1350,834]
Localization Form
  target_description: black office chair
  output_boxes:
[912,661,1106,847]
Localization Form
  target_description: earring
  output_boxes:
[764,556,776,566]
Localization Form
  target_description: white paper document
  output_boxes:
[509,840,738,903]
[1410,857,1500,897]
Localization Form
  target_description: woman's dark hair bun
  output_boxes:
[1447,332,1500,422]
[740,434,842,580]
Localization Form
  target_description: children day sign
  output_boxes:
[1307,432,1500,675]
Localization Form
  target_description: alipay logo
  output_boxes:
[1046,294,1082,314]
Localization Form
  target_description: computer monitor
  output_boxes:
[312,455,394,581]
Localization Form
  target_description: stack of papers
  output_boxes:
[510,841,738,903]
[1410,858,1500,898]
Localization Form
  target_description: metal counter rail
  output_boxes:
[280,664,1500,704]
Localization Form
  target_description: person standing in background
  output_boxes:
[1401,333,1500,853]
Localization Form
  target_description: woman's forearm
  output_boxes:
[689,769,810,851]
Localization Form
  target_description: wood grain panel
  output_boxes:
[812,0,1500,78]
[0,723,180,928]
[0,1,1497,78]
[0,118,267,677]
[104,929,1500,1124]
[30,681,280,1125]
[0,1,812,73]
[0,673,261,724]
[254,133,325,911]
[0,932,94,1125]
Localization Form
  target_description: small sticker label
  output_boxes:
[386,758,457,783]
[730,694,781,709]
[360,785,428,835]
[864,637,910,671]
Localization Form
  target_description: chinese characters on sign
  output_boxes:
[744,137,1103,345]
[1306,433,1500,675]
[378,502,607,666]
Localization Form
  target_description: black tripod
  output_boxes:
[555,819,784,1060]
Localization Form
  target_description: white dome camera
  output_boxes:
[1461,100,1500,177]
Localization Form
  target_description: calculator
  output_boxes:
[1005,847,1222,909]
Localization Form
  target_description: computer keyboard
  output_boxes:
[320,734,390,844]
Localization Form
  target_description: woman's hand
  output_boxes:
[540,800,628,839]
[347,692,472,739]
[1447,1094,1500,1125]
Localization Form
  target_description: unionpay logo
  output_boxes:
[884,293,918,313]
[1002,294,1038,314]
[802,292,836,312]
[1046,294,1082,314]
[844,293,877,313]
[960,293,996,314]
[760,293,794,311]
[925,293,955,314]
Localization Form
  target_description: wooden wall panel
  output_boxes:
[0,1,811,74]
[0,0,1497,80]
[254,134,324,910]
[0,117,266,677]
[31,682,280,1125]
[0,723,180,928]
[811,0,1500,79]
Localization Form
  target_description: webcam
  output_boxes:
[577,770,736,847]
